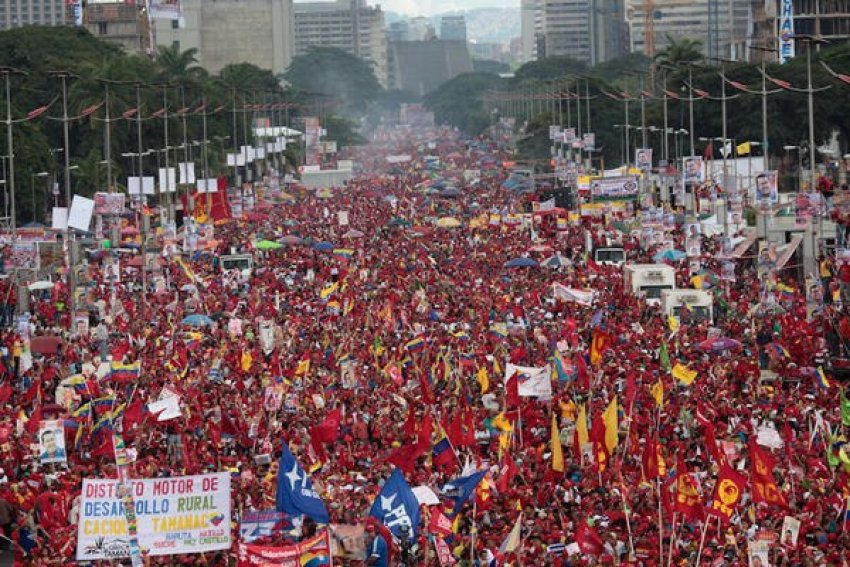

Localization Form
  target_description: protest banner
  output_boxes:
[76,473,231,561]
[589,176,639,200]
[237,529,331,566]
[240,510,291,543]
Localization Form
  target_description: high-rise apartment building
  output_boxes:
[440,15,467,41]
[520,0,544,62]
[0,0,65,30]
[293,0,387,86]
[756,0,850,61]
[626,0,752,60]
[538,0,626,65]
[153,0,295,76]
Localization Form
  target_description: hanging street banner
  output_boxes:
[76,473,231,561]
[779,0,795,64]
[589,176,639,201]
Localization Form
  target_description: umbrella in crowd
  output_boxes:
[435,217,461,228]
[256,240,283,251]
[181,314,214,327]
[504,257,539,268]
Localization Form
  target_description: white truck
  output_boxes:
[661,289,713,323]
[623,263,676,304]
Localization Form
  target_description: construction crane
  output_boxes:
[643,0,655,58]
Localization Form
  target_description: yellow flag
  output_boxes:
[240,350,253,372]
[295,358,311,376]
[551,413,564,472]
[736,141,751,155]
[576,403,589,451]
[667,314,679,332]
[672,363,697,386]
[603,397,619,453]
[499,431,511,453]
[476,367,490,394]
[492,412,513,432]
[650,379,664,407]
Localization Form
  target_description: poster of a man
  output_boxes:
[683,156,703,184]
[39,420,67,464]
[635,148,653,171]
[755,171,778,204]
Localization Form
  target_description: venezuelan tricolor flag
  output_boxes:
[332,248,354,260]
[817,366,831,389]
[405,335,426,353]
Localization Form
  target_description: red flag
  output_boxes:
[496,448,518,492]
[590,415,609,472]
[673,457,704,521]
[429,509,454,537]
[707,464,747,524]
[702,422,723,465]
[575,521,604,555]
[642,436,660,481]
[312,408,342,444]
[122,397,146,432]
[505,373,519,408]
[25,404,42,435]
[462,409,476,447]
[703,142,713,160]
[663,89,681,100]
[402,405,417,439]
[574,354,589,390]
[416,412,433,453]
[750,442,788,507]
[0,382,11,404]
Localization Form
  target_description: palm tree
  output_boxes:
[156,45,206,85]
[654,34,705,68]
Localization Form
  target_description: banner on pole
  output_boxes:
[76,473,231,561]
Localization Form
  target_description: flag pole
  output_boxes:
[619,482,636,558]
[469,498,477,565]
[666,512,678,567]
[657,477,664,564]
[694,520,710,566]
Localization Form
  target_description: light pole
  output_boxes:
[49,70,76,330]
[749,44,779,170]
[0,67,23,232]
[795,34,830,191]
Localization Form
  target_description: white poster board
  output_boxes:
[128,176,155,196]
[67,196,95,231]
[158,167,177,193]
[178,162,196,184]
[196,179,218,193]
[51,207,68,230]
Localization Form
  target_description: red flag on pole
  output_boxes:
[707,464,747,524]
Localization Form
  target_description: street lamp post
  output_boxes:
[749,45,779,170]
[0,67,23,232]
[795,34,830,191]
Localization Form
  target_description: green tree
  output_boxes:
[513,55,588,82]
[654,34,704,68]
[424,72,504,135]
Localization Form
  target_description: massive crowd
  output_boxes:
[1,126,849,566]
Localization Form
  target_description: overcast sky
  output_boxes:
[368,0,518,17]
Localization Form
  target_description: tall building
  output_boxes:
[757,0,850,61]
[81,2,150,55]
[626,0,752,60]
[153,0,295,76]
[293,0,387,86]
[520,0,544,62]
[387,40,472,95]
[387,20,409,42]
[539,0,625,65]
[440,15,467,41]
[407,16,435,41]
[0,0,66,29]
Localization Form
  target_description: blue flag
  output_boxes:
[276,443,330,524]
[368,469,420,542]
[440,470,486,518]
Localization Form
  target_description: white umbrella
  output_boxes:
[28,281,54,291]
